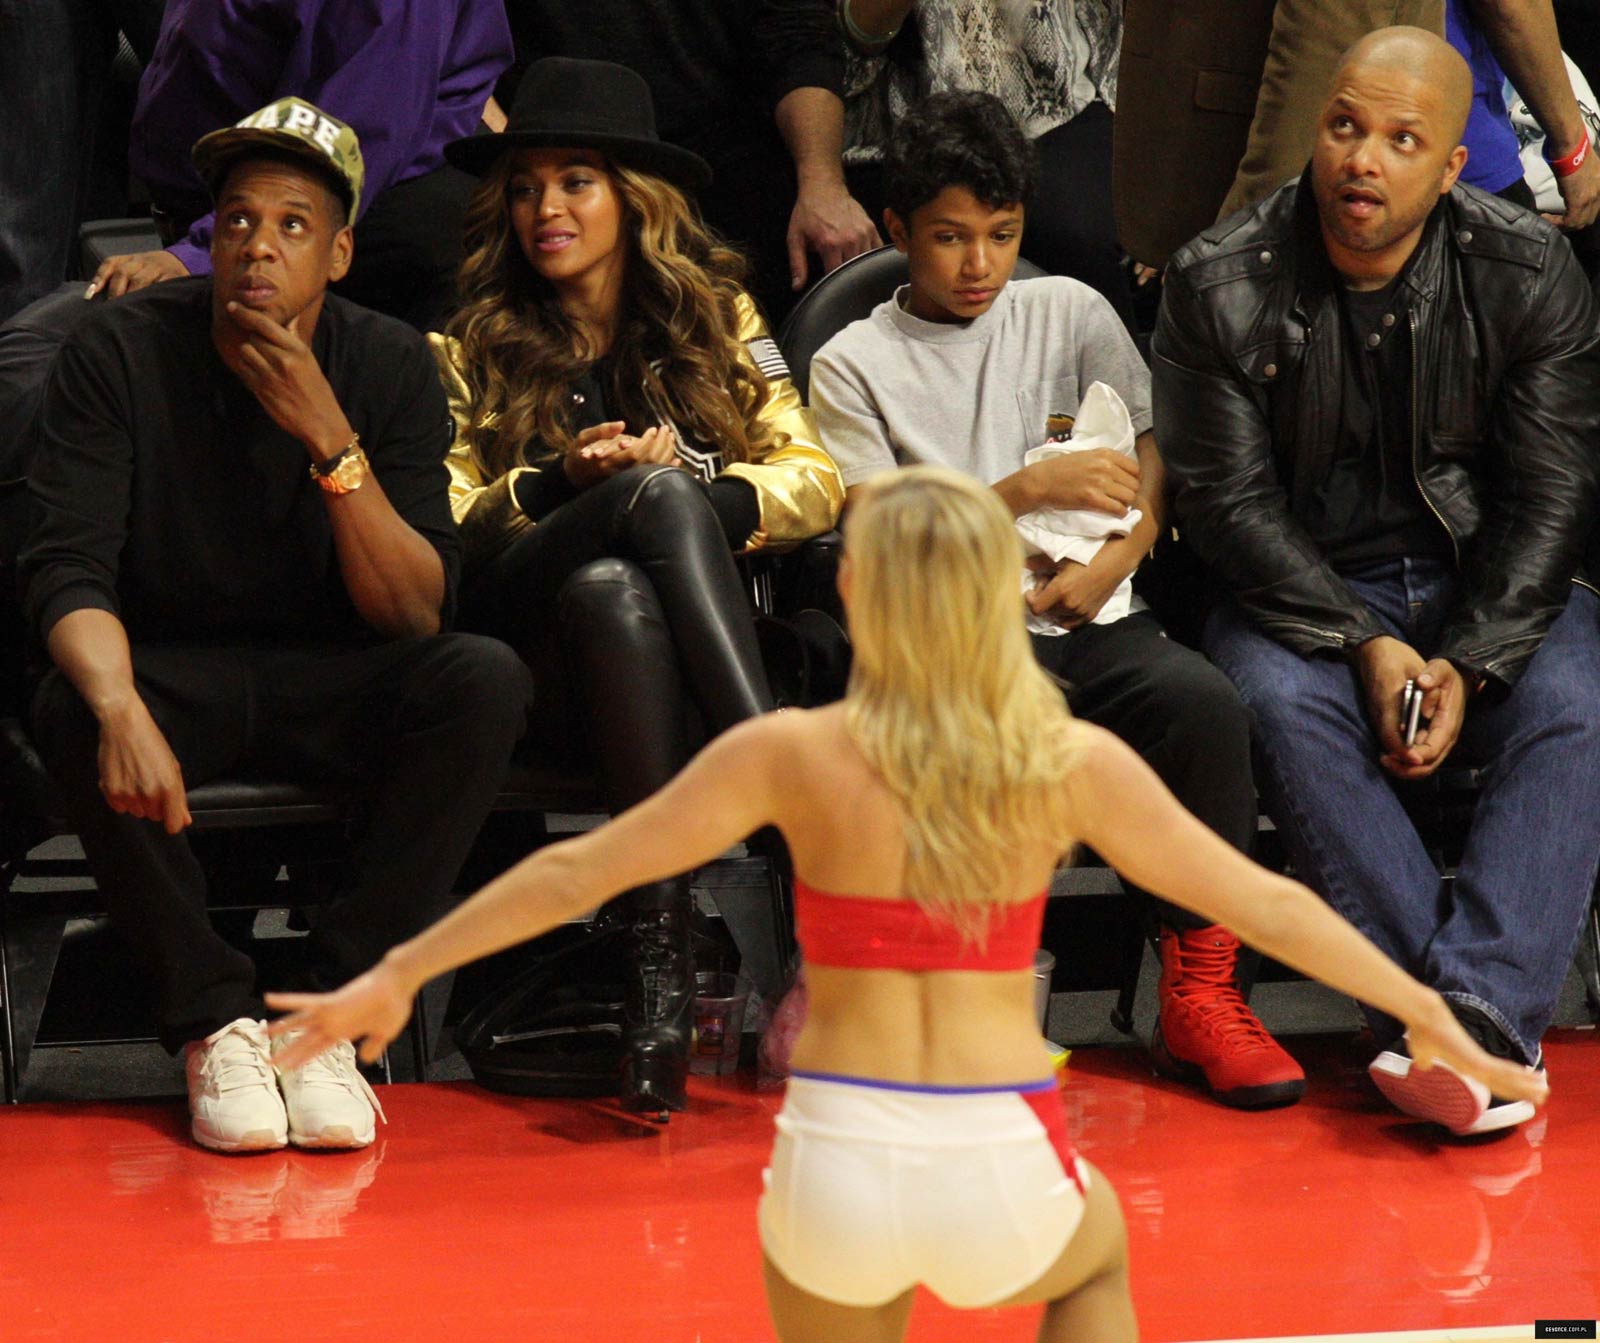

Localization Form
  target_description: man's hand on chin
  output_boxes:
[217,299,349,456]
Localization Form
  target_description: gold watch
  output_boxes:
[311,436,369,495]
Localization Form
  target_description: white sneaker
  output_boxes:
[273,1033,387,1149]
[185,1018,289,1153]
[1369,1048,1537,1136]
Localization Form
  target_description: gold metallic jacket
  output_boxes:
[428,293,844,570]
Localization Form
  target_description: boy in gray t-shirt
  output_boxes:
[810,91,1305,1112]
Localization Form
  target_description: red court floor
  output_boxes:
[1,1032,1595,1342]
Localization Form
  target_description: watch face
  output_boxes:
[331,449,367,491]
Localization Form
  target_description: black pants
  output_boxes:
[460,465,773,819]
[694,125,808,329]
[1026,103,1136,333]
[1031,612,1257,932]
[330,162,478,332]
[30,633,533,1051]
[0,0,164,321]
[848,101,1135,333]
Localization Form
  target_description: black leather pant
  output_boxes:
[461,465,774,910]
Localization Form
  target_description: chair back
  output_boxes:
[776,245,1047,402]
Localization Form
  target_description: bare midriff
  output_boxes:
[790,964,1057,1087]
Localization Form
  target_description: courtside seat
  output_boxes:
[0,662,607,1101]
[0,260,803,1107]
[0,455,609,1100]
[78,218,164,276]
[775,245,1600,1039]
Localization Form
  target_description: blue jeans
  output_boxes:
[1204,558,1600,1063]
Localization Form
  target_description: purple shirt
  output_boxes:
[132,0,512,273]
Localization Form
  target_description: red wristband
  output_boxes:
[1545,128,1591,179]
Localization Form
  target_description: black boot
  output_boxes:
[619,880,694,1117]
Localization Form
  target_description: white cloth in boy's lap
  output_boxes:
[810,276,1152,635]
[1015,380,1141,631]
[808,275,1152,491]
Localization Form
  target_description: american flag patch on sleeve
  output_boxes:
[747,337,790,382]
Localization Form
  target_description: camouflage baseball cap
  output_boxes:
[191,97,364,226]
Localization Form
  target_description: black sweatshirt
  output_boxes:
[498,0,845,157]
[20,279,460,649]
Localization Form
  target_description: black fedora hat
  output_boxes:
[445,57,712,192]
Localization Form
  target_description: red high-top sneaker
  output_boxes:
[1150,925,1306,1109]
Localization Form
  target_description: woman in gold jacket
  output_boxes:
[432,57,842,1118]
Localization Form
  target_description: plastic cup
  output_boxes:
[1032,948,1056,1031]
[691,971,747,1075]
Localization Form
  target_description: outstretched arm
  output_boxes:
[269,715,785,1064]
[1064,724,1548,1105]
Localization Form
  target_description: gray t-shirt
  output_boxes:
[810,275,1152,489]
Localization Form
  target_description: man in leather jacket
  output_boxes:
[1153,26,1600,1136]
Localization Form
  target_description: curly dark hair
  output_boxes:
[883,91,1037,225]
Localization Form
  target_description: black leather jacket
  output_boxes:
[1154,176,1600,691]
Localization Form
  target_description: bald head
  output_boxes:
[1309,24,1472,289]
[1332,26,1473,146]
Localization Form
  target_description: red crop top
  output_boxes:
[794,878,1046,972]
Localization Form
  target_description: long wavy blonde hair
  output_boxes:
[444,152,784,484]
[844,467,1082,934]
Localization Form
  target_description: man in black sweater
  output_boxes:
[19,100,532,1152]
[500,0,878,323]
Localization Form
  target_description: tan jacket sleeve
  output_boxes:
[720,293,846,551]
[1218,0,1444,219]
[427,332,538,570]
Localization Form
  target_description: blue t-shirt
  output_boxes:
[1446,0,1525,193]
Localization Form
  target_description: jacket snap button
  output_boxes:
[1366,332,1382,349]
[1381,312,1396,327]
[1263,362,1277,377]
[1458,228,1473,245]
[1259,250,1273,265]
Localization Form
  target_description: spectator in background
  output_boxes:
[837,0,1135,330]
[499,1,879,325]
[82,0,512,331]
[1156,28,1600,1135]
[1114,1,1444,274]
[0,0,164,322]
[431,59,844,1116]
[1446,0,1600,227]
[19,100,532,1153]
[811,92,1305,1112]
